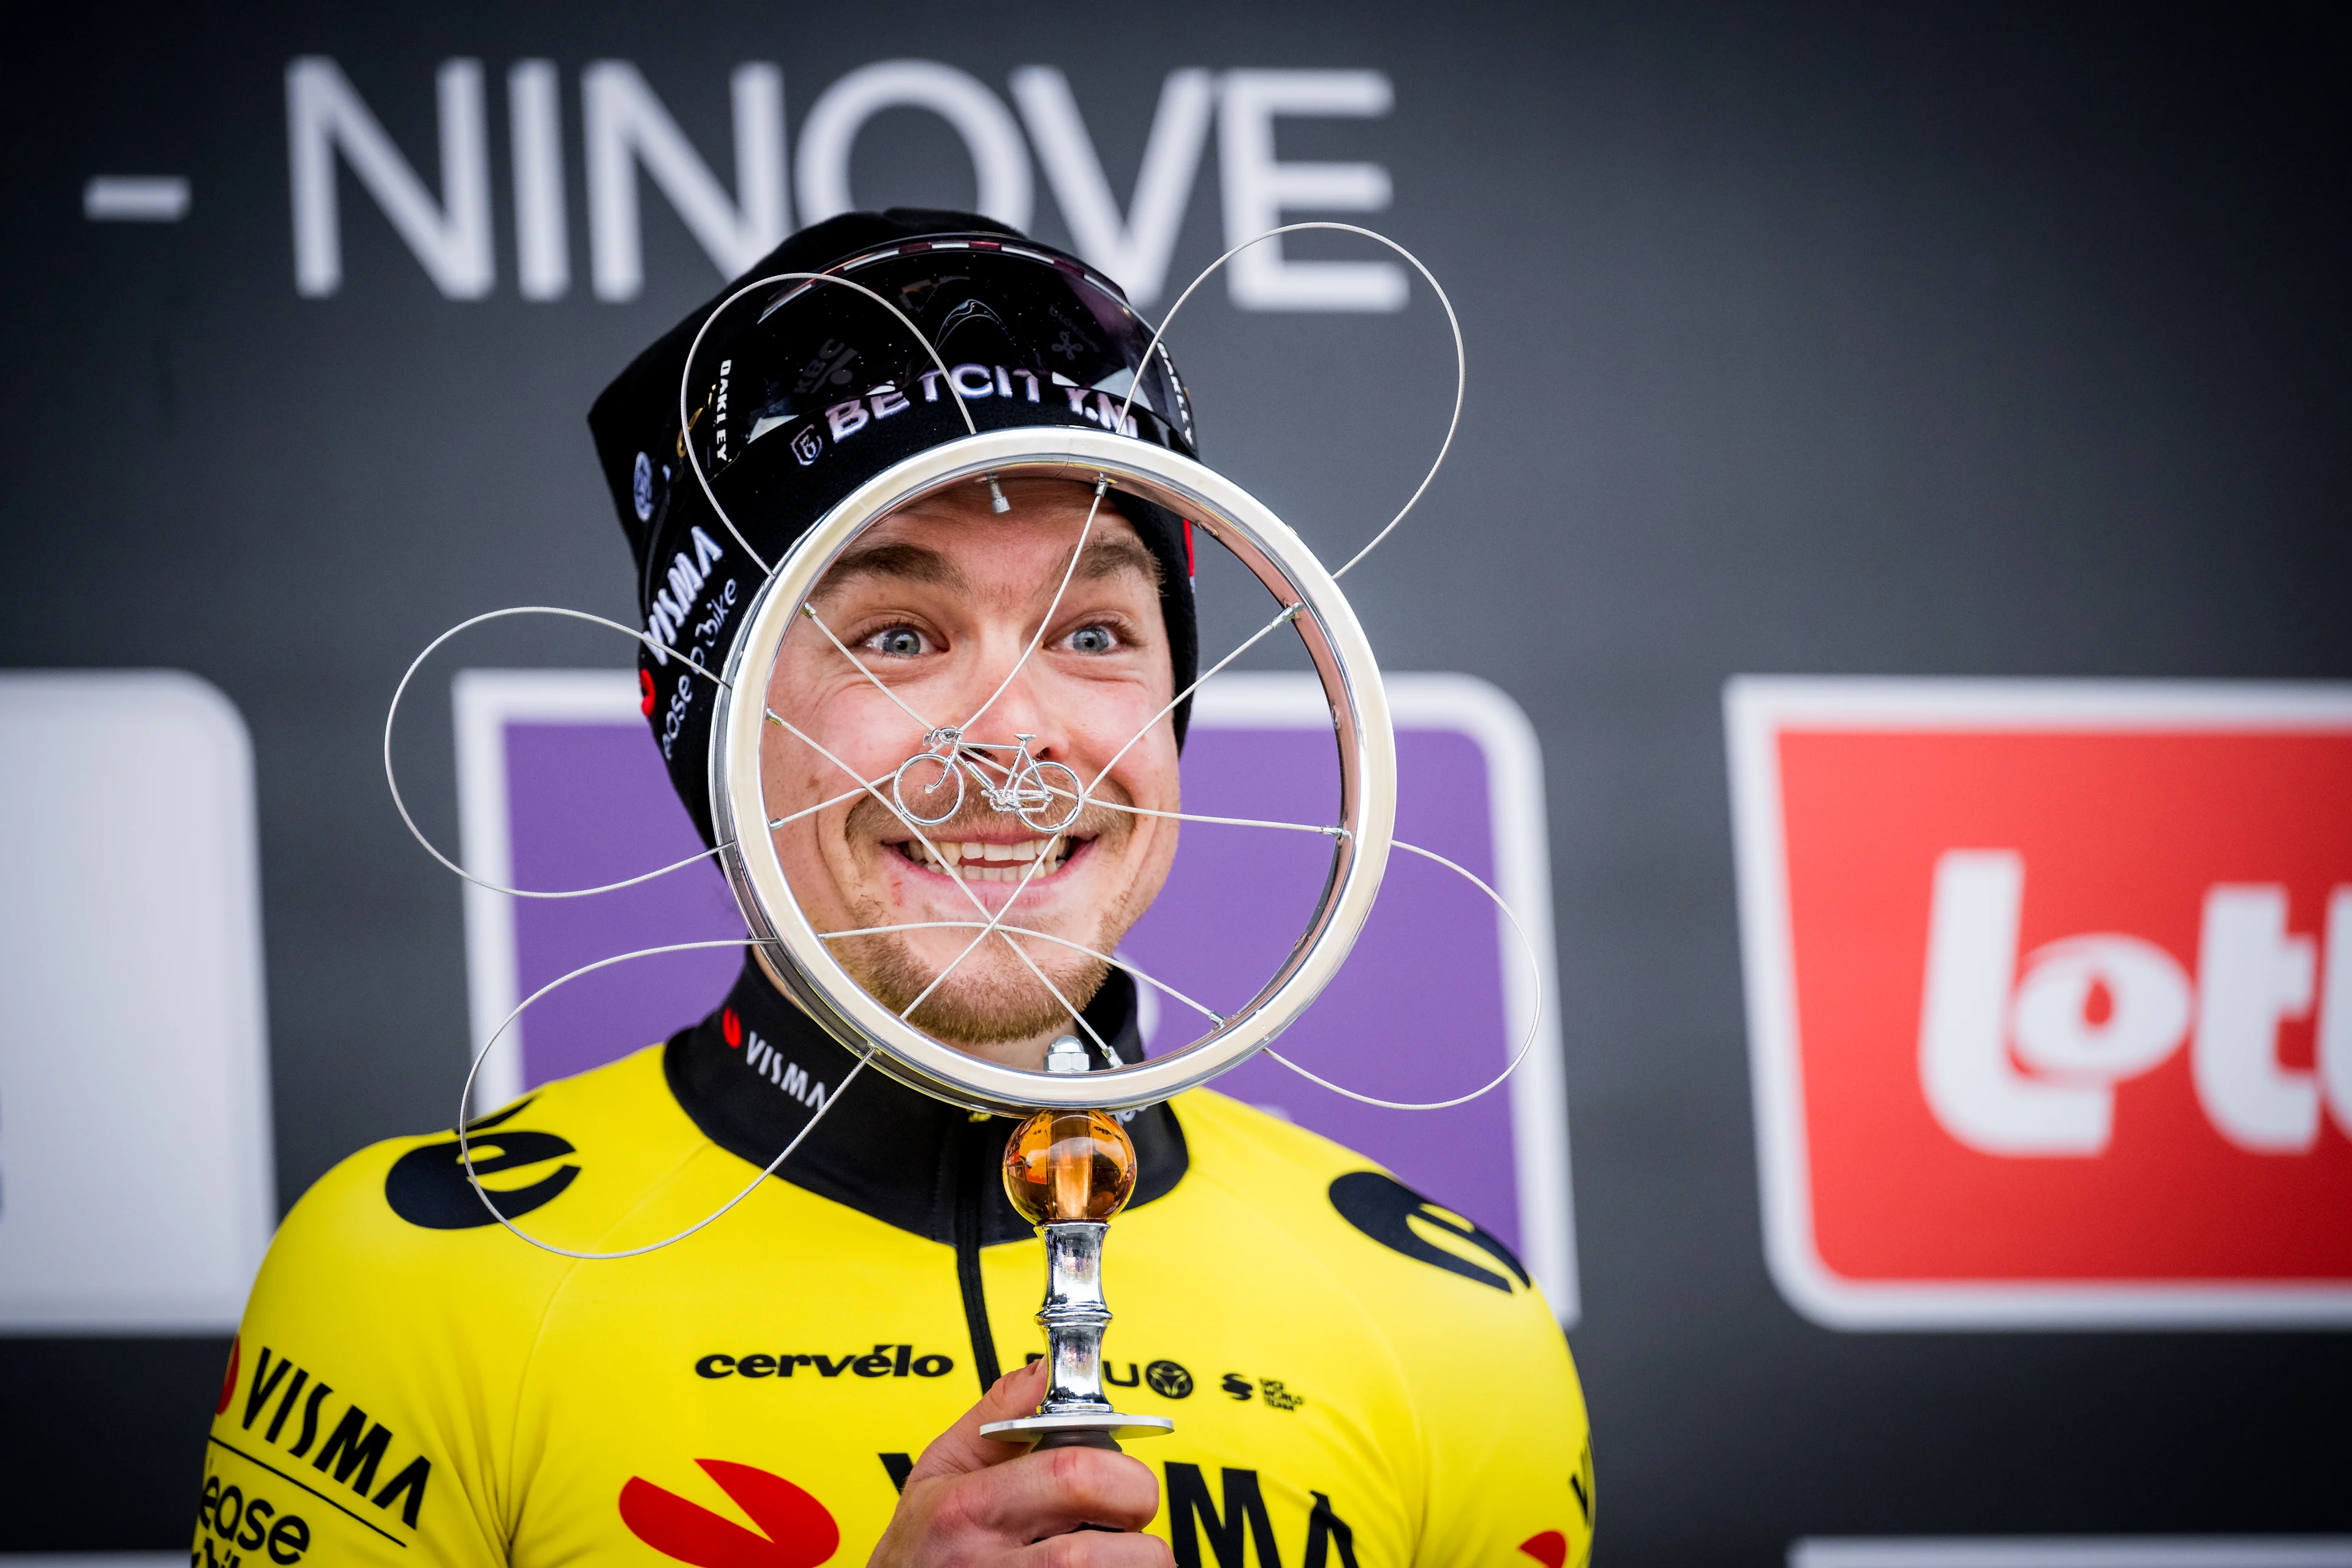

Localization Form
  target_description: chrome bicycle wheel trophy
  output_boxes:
[388,227,1539,1458]
[707,427,1398,1450]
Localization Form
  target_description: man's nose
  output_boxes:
[965,639,1069,760]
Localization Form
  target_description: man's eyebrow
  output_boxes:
[818,541,971,594]
[1076,537,1164,589]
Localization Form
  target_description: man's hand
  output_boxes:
[869,1360,1172,1568]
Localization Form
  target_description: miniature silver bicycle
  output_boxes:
[890,726,1085,834]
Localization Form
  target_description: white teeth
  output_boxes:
[907,836,1073,881]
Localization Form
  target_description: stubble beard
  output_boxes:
[830,783,1155,1048]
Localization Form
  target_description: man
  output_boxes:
[192,211,1593,1568]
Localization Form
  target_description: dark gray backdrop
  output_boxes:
[3,2,2347,1559]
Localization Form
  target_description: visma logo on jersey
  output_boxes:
[1725,678,2352,1327]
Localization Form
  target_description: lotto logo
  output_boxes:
[1919,853,2350,1157]
[1726,679,2352,1327]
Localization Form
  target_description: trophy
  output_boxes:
[406,236,1534,1474]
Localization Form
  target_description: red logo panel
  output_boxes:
[619,1460,839,1568]
[1727,680,2352,1327]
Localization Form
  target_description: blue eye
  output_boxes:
[870,627,925,657]
[1069,625,1116,654]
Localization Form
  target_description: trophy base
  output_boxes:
[980,1411,1176,1449]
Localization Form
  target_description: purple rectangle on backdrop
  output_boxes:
[496,715,1522,1246]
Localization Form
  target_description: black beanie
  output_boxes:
[588,209,1202,849]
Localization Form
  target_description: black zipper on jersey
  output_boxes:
[952,1117,1002,1393]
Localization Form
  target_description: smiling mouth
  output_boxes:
[890,834,1084,884]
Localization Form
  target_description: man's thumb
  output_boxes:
[905,1359,1050,1483]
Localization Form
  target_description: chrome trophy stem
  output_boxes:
[978,1219,1172,1448]
[1039,1221,1114,1412]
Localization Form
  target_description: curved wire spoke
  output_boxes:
[679,271,982,576]
[892,913,1026,1023]
[800,604,939,737]
[956,477,1110,735]
[1261,839,1544,1112]
[1118,222,1464,583]
[884,827,1107,1057]
[768,772,901,832]
[1044,786,1348,839]
[1082,601,1303,802]
[454,936,872,1260]
[386,605,731,899]
[882,837,1076,1027]
[1092,801,1341,836]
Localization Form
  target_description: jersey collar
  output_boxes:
[663,962,1188,1245]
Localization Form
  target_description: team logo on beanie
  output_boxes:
[631,451,655,522]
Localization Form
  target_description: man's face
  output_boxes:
[762,478,1181,1067]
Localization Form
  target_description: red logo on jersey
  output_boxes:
[620,1460,839,1568]
[1728,680,2352,1327]
[722,1008,743,1049]
[1518,1529,1569,1568]
[216,1336,239,1417]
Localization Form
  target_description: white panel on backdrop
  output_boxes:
[0,672,275,1332]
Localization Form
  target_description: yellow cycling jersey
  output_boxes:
[194,967,1593,1568]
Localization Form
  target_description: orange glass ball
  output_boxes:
[1003,1108,1137,1224]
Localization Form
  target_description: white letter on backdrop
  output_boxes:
[2008,934,2192,1084]
[2194,884,2320,1152]
[286,56,493,299]
[796,60,1031,231]
[508,61,567,301]
[584,61,786,303]
[1010,66,1213,306]
[1216,69,1405,312]
[1917,851,2112,1156]
[2320,887,2352,1140]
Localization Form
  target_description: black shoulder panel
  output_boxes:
[1328,1170,1530,1294]
[383,1099,582,1231]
